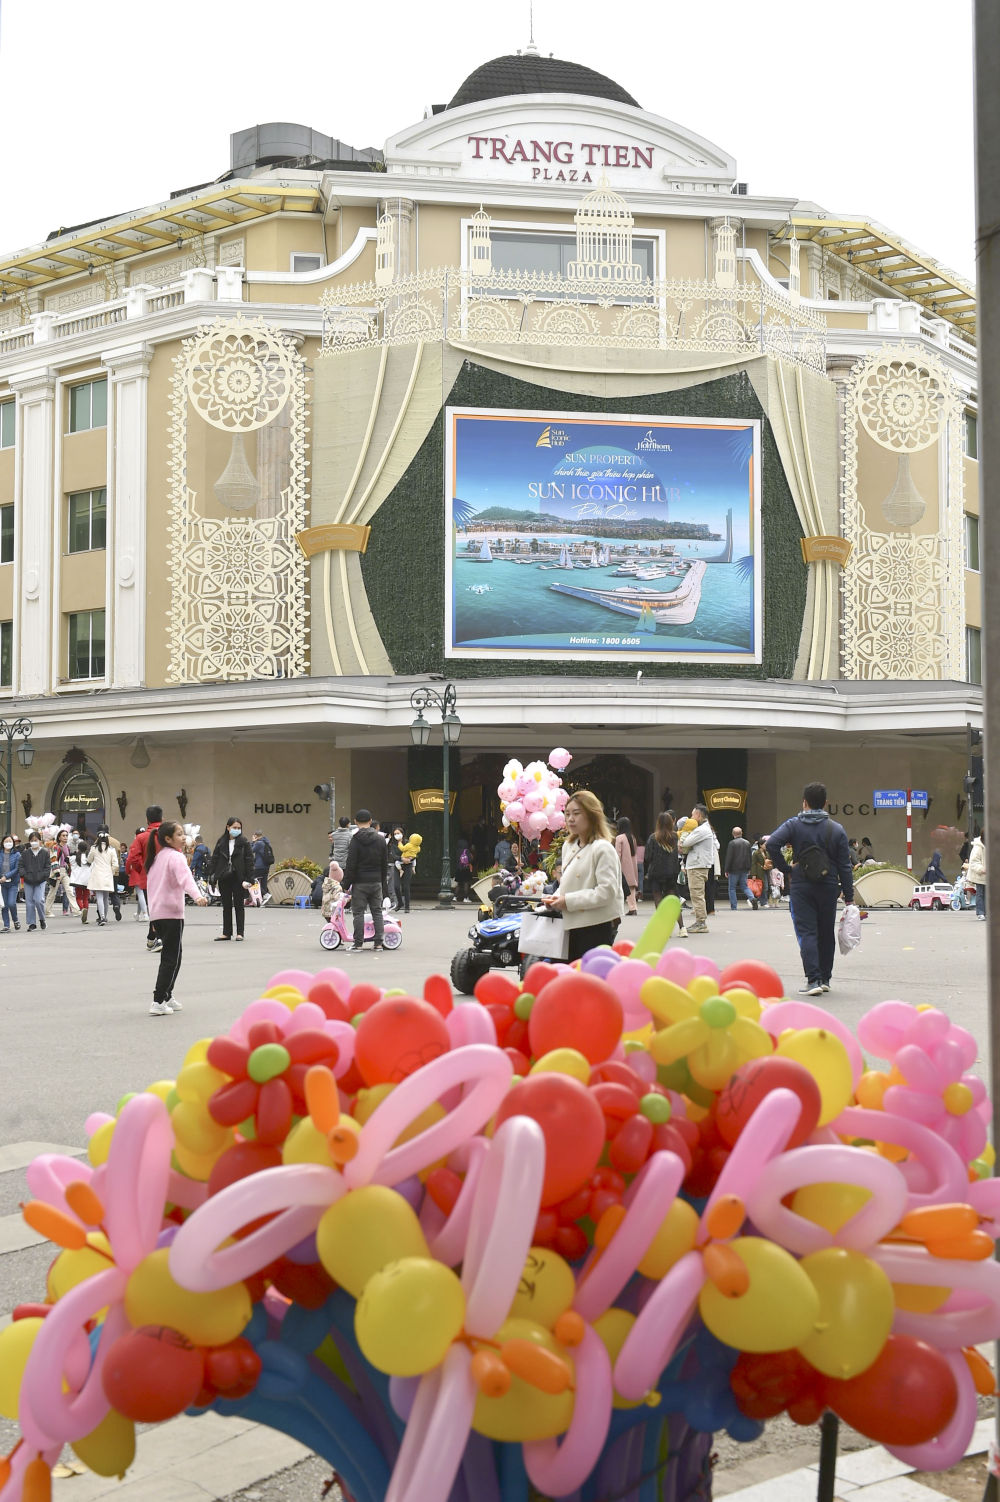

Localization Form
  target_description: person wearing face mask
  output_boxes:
[87,832,120,927]
[96,825,123,921]
[46,830,81,918]
[145,820,209,1016]
[206,817,254,941]
[386,825,405,912]
[20,834,51,931]
[0,836,22,932]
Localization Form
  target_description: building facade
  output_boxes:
[0,51,981,875]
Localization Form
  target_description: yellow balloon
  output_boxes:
[893,1281,952,1313]
[509,1248,575,1327]
[316,1185,429,1297]
[354,1084,446,1143]
[984,1141,996,1168]
[593,1309,643,1408]
[171,1100,230,1158]
[175,1060,226,1104]
[776,1028,853,1126]
[145,1080,175,1103]
[125,1250,250,1346]
[88,1120,115,1166]
[182,1037,212,1067]
[48,1235,114,1303]
[699,1237,820,1352]
[472,1318,575,1441]
[171,1139,223,1183]
[791,1182,871,1235]
[797,1248,893,1379]
[0,1317,43,1418]
[688,976,719,1005]
[637,1198,699,1280]
[355,1257,465,1376]
[283,1115,360,1167]
[530,1049,591,1084]
[71,1407,136,1477]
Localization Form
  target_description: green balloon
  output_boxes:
[700,997,737,1030]
[247,1042,291,1084]
[639,1092,672,1125]
[514,992,535,1020]
[633,895,682,959]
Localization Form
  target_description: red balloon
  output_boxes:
[825,1335,958,1446]
[102,1326,204,1423]
[486,1003,513,1046]
[267,1257,337,1309]
[528,973,623,1065]
[718,960,785,1000]
[495,1073,606,1206]
[347,983,383,1015]
[354,997,450,1086]
[474,971,521,1007]
[503,1046,530,1078]
[208,1077,259,1128]
[521,962,561,995]
[716,1057,822,1149]
[203,1337,262,1398]
[609,1113,653,1173]
[208,1141,282,1198]
[256,1077,293,1146]
[731,1349,821,1422]
[306,982,352,1023]
[422,975,454,1017]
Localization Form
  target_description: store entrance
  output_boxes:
[52,762,107,837]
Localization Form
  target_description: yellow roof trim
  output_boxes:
[0,183,321,294]
[779,215,975,342]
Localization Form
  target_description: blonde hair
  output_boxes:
[565,790,613,846]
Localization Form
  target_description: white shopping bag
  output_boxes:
[518,909,569,961]
[838,903,862,955]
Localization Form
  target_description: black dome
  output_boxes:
[447,53,639,111]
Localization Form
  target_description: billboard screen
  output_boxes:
[445,407,762,664]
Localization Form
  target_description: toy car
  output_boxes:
[450,909,523,994]
[908,882,955,911]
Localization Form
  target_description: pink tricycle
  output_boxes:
[319,894,402,951]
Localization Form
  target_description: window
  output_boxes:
[0,505,12,565]
[487,229,656,283]
[0,621,10,688]
[0,400,13,449]
[965,513,980,572]
[290,253,323,274]
[68,378,107,434]
[68,609,105,681]
[67,488,107,553]
[967,625,982,686]
[964,411,978,460]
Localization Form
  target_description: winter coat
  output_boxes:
[615,833,638,888]
[87,843,119,892]
[147,846,203,920]
[20,846,50,884]
[0,848,21,884]
[555,837,626,932]
[678,820,716,870]
[644,835,680,886]
[724,837,752,875]
[343,828,389,890]
[750,844,770,882]
[766,810,854,901]
[251,836,274,875]
[126,823,161,890]
[921,851,946,884]
[968,837,986,885]
[207,832,254,886]
[331,827,355,867]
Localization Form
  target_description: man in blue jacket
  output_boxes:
[766,782,854,996]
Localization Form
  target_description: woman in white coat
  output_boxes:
[967,830,986,921]
[542,790,625,961]
[87,832,120,927]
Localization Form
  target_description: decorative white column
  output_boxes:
[9,367,56,695]
[103,344,152,688]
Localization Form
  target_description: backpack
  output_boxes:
[797,819,833,882]
[258,839,274,866]
[458,848,471,870]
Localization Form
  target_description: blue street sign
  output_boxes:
[873,789,907,809]
[910,790,928,809]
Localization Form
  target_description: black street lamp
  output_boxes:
[409,683,461,907]
[0,716,35,838]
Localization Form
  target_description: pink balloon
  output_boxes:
[547,811,566,832]
[462,1117,545,1337]
[747,1145,908,1255]
[383,1344,476,1502]
[575,1151,686,1322]
[266,969,316,991]
[549,747,572,770]
[762,1001,864,1085]
[872,1243,1000,1348]
[615,1249,706,1402]
[505,801,525,825]
[421,1138,488,1266]
[554,789,569,810]
[498,780,518,802]
[833,1106,967,1208]
[524,1327,612,1495]
[653,948,698,987]
[522,791,544,814]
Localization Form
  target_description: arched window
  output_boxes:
[51,762,107,837]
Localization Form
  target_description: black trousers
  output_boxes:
[219,874,245,937]
[566,919,620,963]
[789,881,840,985]
[153,918,184,1004]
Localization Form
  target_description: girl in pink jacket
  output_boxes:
[145,820,207,1017]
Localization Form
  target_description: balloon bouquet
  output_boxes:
[2,895,999,1502]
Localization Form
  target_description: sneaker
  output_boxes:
[214,935,232,942]
[114,909,122,922]
[750,898,758,910]
[820,983,831,993]
[13,921,20,931]
[165,998,183,1012]
[687,923,709,934]
[149,1001,171,1017]
[39,918,46,931]
[147,938,162,952]
[798,983,825,996]
[978,914,988,922]
[262,894,272,906]
[373,944,384,951]
[235,934,244,942]
[347,945,364,953]
[27,924,36,931]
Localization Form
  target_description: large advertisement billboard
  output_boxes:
[445,408,762,664]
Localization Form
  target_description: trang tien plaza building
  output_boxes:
[0,48,981,876]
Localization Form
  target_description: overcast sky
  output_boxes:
[0,0,976,282]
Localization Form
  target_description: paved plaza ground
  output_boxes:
[0,895,993,1500]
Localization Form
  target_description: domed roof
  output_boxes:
[447,52,639,111]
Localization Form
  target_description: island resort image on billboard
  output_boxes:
[445,409,761,663]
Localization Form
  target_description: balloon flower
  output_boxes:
[498,750,571,839]
[2,905,1000,1502]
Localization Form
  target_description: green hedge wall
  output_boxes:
[361,362,806,681]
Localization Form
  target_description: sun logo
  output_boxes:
[536,426,552,447]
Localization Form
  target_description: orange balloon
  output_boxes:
[499,1338,573,1394]
[703,1242,750,1298]
[901,1204,979,1241]
[963,1346,996,1396]
[925,1230,994,1262]
[471,1348,511,1398]
[704,1194,745,1242]
[23,1458,51,1502]
[21,1202,87,1251]
[305,1067,340,1133]
[63,1182,105,1228]
[554,1311,586,1347]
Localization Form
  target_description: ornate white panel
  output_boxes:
[44,283,106,314]
[129,252,198,288]
[105,344,152,689]
[218,238,246,267]
[9,369,56,694]
[841,346,964,680]
[167,316,308,683]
